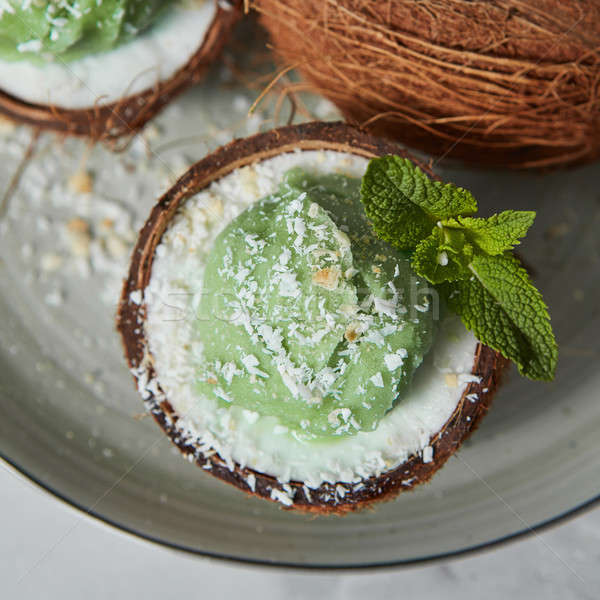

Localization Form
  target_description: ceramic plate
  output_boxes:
[1,24,599,568]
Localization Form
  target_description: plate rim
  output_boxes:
[3,451,599,570]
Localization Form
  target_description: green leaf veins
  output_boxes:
[444,211,536,255]
[360,156,477,249]
[441,254,557,381]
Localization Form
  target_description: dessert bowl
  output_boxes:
[0,0,242,140]
[117,121,507,513]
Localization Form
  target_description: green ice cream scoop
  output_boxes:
[195,168,437,440]
[0,0,174,63]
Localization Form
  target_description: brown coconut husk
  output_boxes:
[252,0,600,169]
[117,121,509,513]
[0,1,242,142]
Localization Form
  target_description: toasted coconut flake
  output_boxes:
[68,171,93,195]
[312,266,341,290]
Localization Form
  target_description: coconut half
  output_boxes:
[0,1,242,140]
[117,122,508,513]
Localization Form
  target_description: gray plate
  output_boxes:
[1,31,600,568]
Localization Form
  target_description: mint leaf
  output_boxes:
[412,227,473,284]
[442,253,557,381]
[444,211,536,255]
[360,156,477,249]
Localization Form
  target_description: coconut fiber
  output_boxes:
[254,0,600,168]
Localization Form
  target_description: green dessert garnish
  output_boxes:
[0,0,174,63]
[196,168,436,440]
[361,156,558,381]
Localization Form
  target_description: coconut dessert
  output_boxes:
[118,123,556,513]
[0,0,242,139]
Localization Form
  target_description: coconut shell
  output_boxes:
[0,1,242,141]
[116,121,509,513]
[253,0,600,169]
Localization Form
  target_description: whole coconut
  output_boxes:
[253,0,600,168]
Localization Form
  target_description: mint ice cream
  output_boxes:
[196,168,436,440]
[0,0,174,62]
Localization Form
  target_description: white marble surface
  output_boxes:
[2,461,598,599]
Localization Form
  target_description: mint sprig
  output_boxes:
[360,156,557,381]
